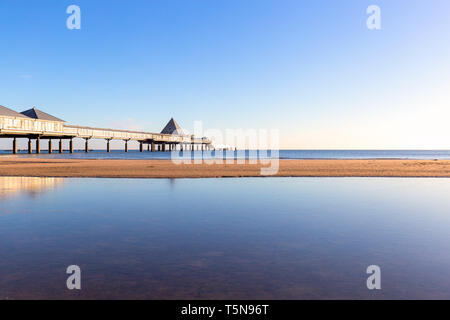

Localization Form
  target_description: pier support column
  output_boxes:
[147,144,150,151]
[162,143,166,152]
[36,138,41,154]
[12,138,17,154]
[28,139,32,154]
[85,138,89,153]
[69,139,74,154]
[106,139,111,153]
[48,140,52,154]
[124,140,128,152]
[151,141,155,152]
[139,141,143,152]
[180,144,184,151]
[59,139,63,153]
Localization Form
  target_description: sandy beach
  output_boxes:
[0,157,449,178]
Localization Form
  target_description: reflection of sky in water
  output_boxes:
[0,177,449,299]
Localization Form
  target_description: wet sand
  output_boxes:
[0,158,449,178]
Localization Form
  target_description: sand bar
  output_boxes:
[0,158,449,178]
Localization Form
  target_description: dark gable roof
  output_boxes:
[161,118,185,135]
[20,107,65,122]
[0,105,30,118]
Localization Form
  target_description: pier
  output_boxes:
[0,106,212,154]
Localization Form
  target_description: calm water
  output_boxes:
[1,149,450,160]
[0,177,450,299]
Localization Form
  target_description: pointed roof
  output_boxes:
[20,107,65,122]
[161,118,185,135]
[0,105,30,118]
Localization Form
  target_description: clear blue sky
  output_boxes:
[0,0,449,149]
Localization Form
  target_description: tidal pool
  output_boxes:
[0,177,449,299]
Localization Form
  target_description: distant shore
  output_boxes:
[0,158,449,178]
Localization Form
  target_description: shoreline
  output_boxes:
[0,158,449,178]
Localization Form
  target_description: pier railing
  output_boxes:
[0,116,209,143]
[63,125,208,144]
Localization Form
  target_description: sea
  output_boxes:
[1,149,450,160]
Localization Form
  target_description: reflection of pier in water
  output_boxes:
[0,177,65,199]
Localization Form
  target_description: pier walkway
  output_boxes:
[0,106,212,154]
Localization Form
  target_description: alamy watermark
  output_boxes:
[367,5,381,30]
[170,121,280,176]
[66,5,81,30]
[66,265,81,290]
[64,5,380,31]
[366,265,381,290]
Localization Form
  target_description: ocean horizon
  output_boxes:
[2,149,450,160]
